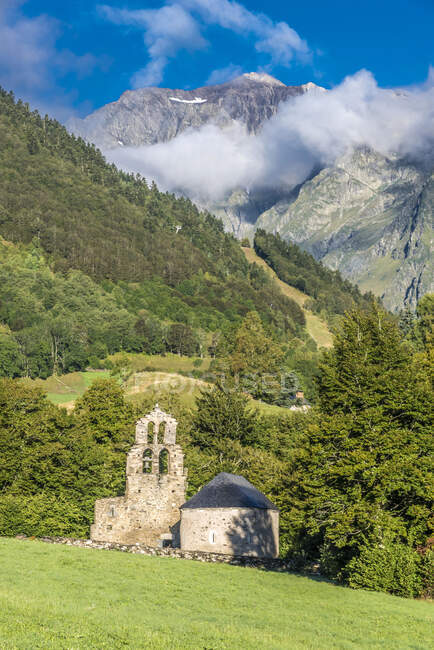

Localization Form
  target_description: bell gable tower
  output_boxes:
[91,405,187,547]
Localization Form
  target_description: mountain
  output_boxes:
[69,74,433,312]
[69,73,324,148]
[257,148,434,312]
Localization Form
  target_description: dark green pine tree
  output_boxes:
[190,381,257,450]
[289,308,433,594]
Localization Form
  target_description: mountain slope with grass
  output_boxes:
[253,229,378,329]
[242,246,333,348]
[0,538,432,649]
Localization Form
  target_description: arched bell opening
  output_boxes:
[159,449,169,474]
[158,421,166,444]
[143,449,153,474]
[147,421,155,443]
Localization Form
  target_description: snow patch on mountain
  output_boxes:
[239,72,285,86]
[169,96,207,104]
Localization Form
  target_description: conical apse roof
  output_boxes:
[181,472,278,511]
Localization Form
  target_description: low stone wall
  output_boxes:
[16,535,303,572]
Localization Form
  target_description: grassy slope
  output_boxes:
[242,247,333,348]
[0,539,432,650]
[25,358,287,415]
[21,371,112,408]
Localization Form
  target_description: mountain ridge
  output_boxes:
[68,74,433,311]
[68,73,323,148]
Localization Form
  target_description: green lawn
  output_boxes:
[22,370,111,408]
[0,538,432,649]
[122,352,212,374]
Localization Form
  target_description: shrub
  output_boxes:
[418,542,434,599]
[0,493,87,538]
[346,542,423,598]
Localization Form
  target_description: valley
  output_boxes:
[0,1,433,643]
[0,83,432,609]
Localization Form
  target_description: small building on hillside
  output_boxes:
[91,407,279,558]
[289,389,311,412]
[180,472,279,558]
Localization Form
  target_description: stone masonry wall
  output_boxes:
[180,507,279,558]
[91,406,187,546]
[16,536,301,572]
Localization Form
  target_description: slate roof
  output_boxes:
[181,472,278,511]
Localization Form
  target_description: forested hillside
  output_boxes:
[254,229,377,325]
[0,88,308,379]
[0,88,372,397]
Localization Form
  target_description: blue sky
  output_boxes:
[1,0,433,118]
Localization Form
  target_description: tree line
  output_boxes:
[0,305,432,598]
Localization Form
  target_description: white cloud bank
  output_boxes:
[107,69,434,202]
[99,0,310,87]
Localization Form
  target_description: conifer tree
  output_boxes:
[289,308,433,592]
[229,311,284,402]
[190,381,257,450]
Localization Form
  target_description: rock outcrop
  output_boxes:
[257,148,433,311]
[69,73,316,148]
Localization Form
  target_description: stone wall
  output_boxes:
[16,535,298,572]
[90,475,185,546]
[180,507,279,558]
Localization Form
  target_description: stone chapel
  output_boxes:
[91,406,279,557]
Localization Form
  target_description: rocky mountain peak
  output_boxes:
[233,72,286,86]
[301,81,327,94]
[68,74,304,148]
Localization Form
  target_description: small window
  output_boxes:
[158,421,166,444]
[159,449,169,474]
[147,421,155,441]
[208,530,216,544]
[109,506,116,517]
[143,449,153,474]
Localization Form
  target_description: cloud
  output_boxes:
[110,122,262,199]
[100,0,310,88]
[0,0,108,117]
[206,63,243,85]
[181,0,309,65]
[106,69,434,203]
[98,3,208,86]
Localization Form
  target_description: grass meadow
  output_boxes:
[21,357,290,416]
[0,538,432,649]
